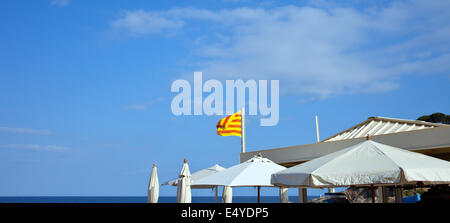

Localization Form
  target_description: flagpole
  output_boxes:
[315,115,320,143]
[241,107,246,153]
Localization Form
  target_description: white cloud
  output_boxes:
[111,0,450,98]
[51,0,70,7]
[0,127,53,135]
[0,144,69,152]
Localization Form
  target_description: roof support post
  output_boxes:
[298,188,307,203]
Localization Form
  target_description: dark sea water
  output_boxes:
[0,196,319,203]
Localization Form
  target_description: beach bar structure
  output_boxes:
[240,117,450,167]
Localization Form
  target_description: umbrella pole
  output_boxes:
[257,186,261,203]
[371,184,375,203]
[215,186,218,203]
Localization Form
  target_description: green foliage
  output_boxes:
[417,112,450,124]
[403,189,416,197]
[416,188,426,194]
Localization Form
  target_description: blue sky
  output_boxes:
[0,0,449,197]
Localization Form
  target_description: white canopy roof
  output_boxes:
[271,140,450,188]
[192,156,286,187]
[324,116,445,142]
[163,164,226,188]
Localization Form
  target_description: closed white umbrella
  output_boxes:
[192,154,286,203]
[271,137,450,202]
[176,159,192,203]
[147,163,159,203]
[163,164,226,203]
[222,186,232,203]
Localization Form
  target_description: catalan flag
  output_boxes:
[216,111,242,137]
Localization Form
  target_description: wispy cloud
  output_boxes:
[110,0,450,99]
[0,144,69,152]
[51,0,70,7]
[111,10,185,37]
[0,127,53,135]
[126,97,167,111]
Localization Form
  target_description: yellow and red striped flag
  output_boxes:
[216,111,242,137]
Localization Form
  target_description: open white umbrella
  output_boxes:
[192,154,287,203]
[147,163,159,203]
[176,159,192,203]
[163,164,225,202]
[163,164,225,187]
[271,136,450,202]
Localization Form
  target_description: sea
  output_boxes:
[0,196,319,203]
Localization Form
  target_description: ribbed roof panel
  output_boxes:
[324,117,445,142]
